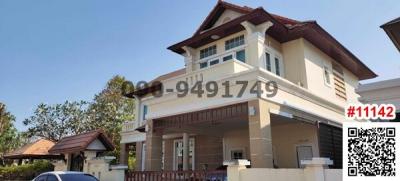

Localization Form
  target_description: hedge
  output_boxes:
[0,160,54,180]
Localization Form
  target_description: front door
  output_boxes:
[173,138,195,170]
[70,153,84,171]
[296,146,313,168]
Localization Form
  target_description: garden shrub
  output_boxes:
[0,160,54,180]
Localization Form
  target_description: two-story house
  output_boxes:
[120,1,376,171]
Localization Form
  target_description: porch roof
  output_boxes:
[48,129,115,154]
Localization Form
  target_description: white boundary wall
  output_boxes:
[226,158,342,181]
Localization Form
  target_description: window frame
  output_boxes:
[264,47,284,77]
[198,45,246,69]
[323,65,332,87]
[142,105,148,121]
[199,45,217,59]
[229,148,246,160]
[209,59,219,66]
[225,35,245,50]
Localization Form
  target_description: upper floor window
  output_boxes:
[209,59,219,66]
[265,50,284,77]
[236,50,246,62]
[265,52,272,71]
[274,58,281,76]
[200,45,217,59]
[199,62,208,69]
[323,66,331,85]
[142,105,148,120]
[225,35,244,50]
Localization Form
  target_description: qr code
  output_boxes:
[347,127,396,176]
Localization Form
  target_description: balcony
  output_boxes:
[162,59,253,92]
[122,121,136,132]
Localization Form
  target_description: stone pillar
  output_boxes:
[182,133,189,170]
[241,21,273,67]
[224,159,250,181]
[247,99,274,168]
[119,143,128,165]
[183,46,196,73]
[134,95,141,127]
[135,142,143,171]
[145,120,163,171]
[302,158,333,181]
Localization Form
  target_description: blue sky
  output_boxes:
[0,0,399,131]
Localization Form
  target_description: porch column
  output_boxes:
[182,133,190,170]
[248,99,274,168]
[183,46,196,73]
[241,21,273,67]
[119,143,128,165]
[145,120,163,171]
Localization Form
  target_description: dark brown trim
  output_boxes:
[153,102,248,130]
[381,17,400,52]
[193,1,253,36]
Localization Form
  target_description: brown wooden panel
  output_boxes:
[154,102,248,129]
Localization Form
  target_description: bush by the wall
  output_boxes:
[0,160,54,180]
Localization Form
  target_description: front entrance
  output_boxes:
[173,138,195,170]
[70,153,84,171]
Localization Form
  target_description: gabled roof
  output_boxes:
[167,1,376,80]
[4,139,63,159]
[193,1,299,35]
[48,129,115,154]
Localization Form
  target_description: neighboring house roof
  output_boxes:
[151,68,186,83]
[381,17,400,52]
[357,78,400,92]
[356,78,400,114]
[167,1,376,80]
[48,129,115,154]
[125,68,186,97]
[4,139,63,159]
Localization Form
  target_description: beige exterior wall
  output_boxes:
[194,135,223,170]
[281,39,307,87]
[302,39,360,106]
[271,122,319,168]
[211,9,243,29]
[223,129,250,161]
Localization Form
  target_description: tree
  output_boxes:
[0,103,22,166]
[22,75,135,160]
[23,101,88,142]
[85,75,135,158]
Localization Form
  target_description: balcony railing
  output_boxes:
[122,121,136,132]
[162,59,253,92]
